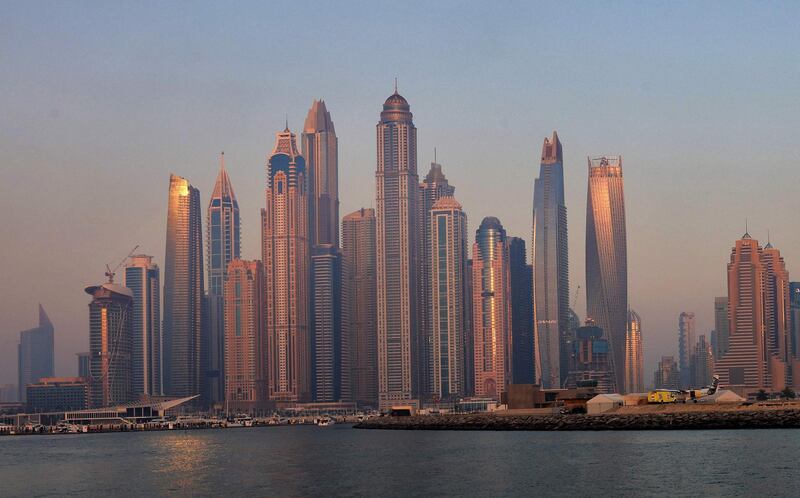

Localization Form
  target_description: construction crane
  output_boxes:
[571,285,581,312]
[105,245,139,283]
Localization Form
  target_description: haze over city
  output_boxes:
[2,0,800,386]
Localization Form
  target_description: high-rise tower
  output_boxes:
[429,196,467,400]
[262,127,310,403]
[163,174,204,399]
[86,281,133,407]
[713,297,730,361]
[419,160,456,399]
[585,155,627,392]
[125,255,161,396]
[678,312,696,388]
[509,237,534,384]
[375,89,420,408]
[472,217,512,400]
[625,310,643,393]
[206,152,241,407]
[224,259,265,412]
[302,100,347,402]
[342,208,378,407]
[17,305,54,402]
[532,131,569,389]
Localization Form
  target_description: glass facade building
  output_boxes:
[17,305,54,402]
[585,156,627,393]
[163,174,204,399]
[532,131,569,389]
[125,255,161,396]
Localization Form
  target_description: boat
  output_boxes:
[315,416,335,427]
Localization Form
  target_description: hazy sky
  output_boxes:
[2,2,799,385]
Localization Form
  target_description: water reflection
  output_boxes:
[152,432,213,492]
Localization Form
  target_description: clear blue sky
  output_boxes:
[1,1,799,384]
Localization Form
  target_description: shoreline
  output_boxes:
[354,408,800,431]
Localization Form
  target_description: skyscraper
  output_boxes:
[163,174,204,399]
[311,246,348,402]
[715,232,788,393]
[713,297,730,361]
[342,208,378,407]
[262,127,310,403]
[419,160,455,399]
[86,281,133,407]
[625,310,644,393]
[472,217,512,399]
[17,305,54,402]
[761,242,791,368]
[532,131,569,389]
[585,155,627,392]
[429,196,467,400]
[77,352,90,379]
[207,153,241,407]
[564,319,614,393]
[302,100,339,249]
[375,89,420,408]
[302,100,346,403]
[690,335,714,388]
[464,258,475,396]
[509,237,534,384]
[224,259,265,412]
[653,356,680,390]
[678,312,696,388]
[125,255,161,396]
[790,282,800,358]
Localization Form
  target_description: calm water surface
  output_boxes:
[1,425,798,497]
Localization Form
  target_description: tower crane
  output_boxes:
[105,245,139,283]
[571,285,581,313]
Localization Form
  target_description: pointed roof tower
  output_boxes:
[211,152,236,202]
[541,131,563,164]
[38,303,52,328]
[304,100,336,134]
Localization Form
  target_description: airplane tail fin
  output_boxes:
[707,375,720,395]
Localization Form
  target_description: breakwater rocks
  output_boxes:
[354,410,800,431]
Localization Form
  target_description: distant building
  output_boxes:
[712,297,730,361]
[564,319,614,394]
[585,156,627,393]
[790,282,800,358]
[342,208,377,407]
[625,310,644,393]
[311,246,348,402]
[429,196,467,400]
[77,352,90,379]
[463,259,475,396]
[163,174,204,400]
[375,89,421,408]
[224,260,265,412]
[715,233,792,393]
[263,127,310,403]
[653,356,680,390]
[419,160,456,400]
[678,312,696,388]
[86,281,133,408]
[26,377,89,413]
[17,305,54,402]
[0,384,16,403]
[125,255,161,396]
[690,335,714,388]
[207,153,241,407]
[509,237,534,385]
[472,217,512,400]
[533,131,569,389]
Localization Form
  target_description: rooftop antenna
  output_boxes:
[434,147,437,164]
[220,151,225,169]
[394,77,398,94]
[284,114,289,132]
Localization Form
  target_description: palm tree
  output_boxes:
[755,389,769,401]
[780,387,796,400]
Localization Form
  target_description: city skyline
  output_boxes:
[3,3,800,385]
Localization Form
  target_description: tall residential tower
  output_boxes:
[163,174,204,399]
[585,156,627,392]
[125,255,161,396]
[375,90,420,408]
[532,131,569,389]
[17,305,54,402]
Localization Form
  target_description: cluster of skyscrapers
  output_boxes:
[16,88,800,411]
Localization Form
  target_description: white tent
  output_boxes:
[587,394,624,414]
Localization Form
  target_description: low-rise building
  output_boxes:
[26,377,89,413]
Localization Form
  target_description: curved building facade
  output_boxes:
[625,310,643,393]
[585,156,627,393]
[472,217,512,400]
